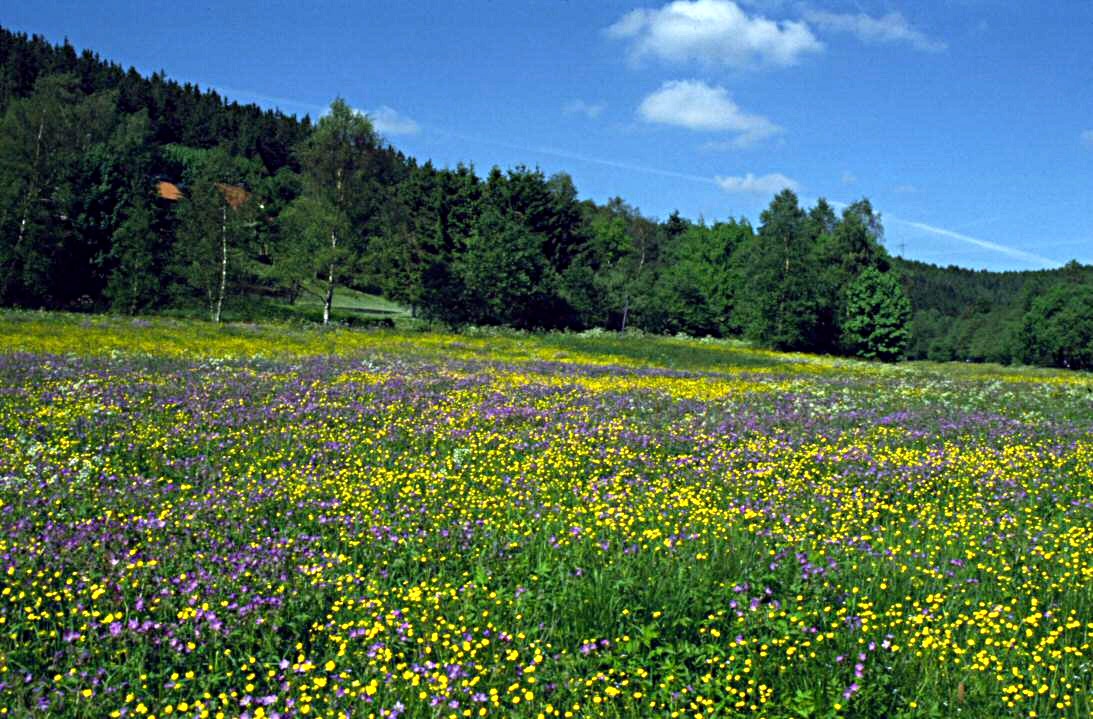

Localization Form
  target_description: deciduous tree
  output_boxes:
[294,98,381,323]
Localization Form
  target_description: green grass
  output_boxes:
[292,284,411,316]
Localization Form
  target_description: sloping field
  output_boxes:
[0,313,1090,718]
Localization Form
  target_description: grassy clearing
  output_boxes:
[291,285,411,316]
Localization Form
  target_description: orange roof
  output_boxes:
[156,181,183,201]
[215,183,251,209]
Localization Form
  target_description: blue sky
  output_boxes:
[4,1,1091,270]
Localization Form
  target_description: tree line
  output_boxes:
[1,28,1090,369]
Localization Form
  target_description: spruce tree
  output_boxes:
[841,268,913,361]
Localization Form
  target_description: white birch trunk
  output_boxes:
[214,204,227,324]
[323,228,337,325]
[3,116,46,299]
[15,117,46,250]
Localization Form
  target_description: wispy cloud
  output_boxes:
[1081,129,1093,148]
[365,105,420,136]
[563,99,607,119]
[894,183,918,194]
[803,10,946,52]
[701,136,783,151]
[639,80,781,147]
[841,170,856,185]
[606,0,822,69]
[716,172,799,193]
[890,218,1058,268]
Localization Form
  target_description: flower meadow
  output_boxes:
[0,314,1091,719]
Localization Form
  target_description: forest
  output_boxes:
[2,27,1091,369]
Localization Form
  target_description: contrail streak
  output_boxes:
[210,85,325,115]
[432,129,718,185]
[822,200,1059,268]
[888,218,1059,268]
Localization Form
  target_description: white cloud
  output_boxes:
[365,105,420,136]
[803,10,946,52]
[715,172,799,193]
[1081,129,1093,148]
[841,170,857,185]
[563,99,607,119]
[606,0,822,69]
[700,136,780,150]
[894,183,918,194]
[638,80,781,147]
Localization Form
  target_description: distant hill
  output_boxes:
[893,258,1092,363]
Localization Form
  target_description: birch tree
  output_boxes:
[170,149,256,322]
[294,99,380,324]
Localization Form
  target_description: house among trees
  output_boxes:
[156,180,183,201]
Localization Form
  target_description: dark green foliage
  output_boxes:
[0,74,152,309]
[274,195,347,303]
[646,219,747,336]
[0,26,311,315]
[414,164,586,328]
[415,164,481,322]
[105,199,162,314]
[811,200,891,352]
[893,258,1093,364]
[369,160,440,313]
[376,161,481,320]
[805,198,837,240]
[1018,281,1093,370]
[561,197,655,331]
[457,208,560,328]
[0,28,308,172]
[841,268,912,361]
[732,190,821,350]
